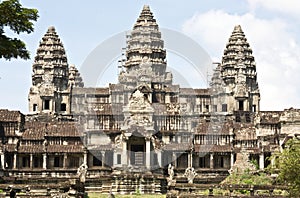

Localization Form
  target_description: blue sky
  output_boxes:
[1,0,300,113]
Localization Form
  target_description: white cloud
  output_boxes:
[248,0,300,19]
[182,9,300,111]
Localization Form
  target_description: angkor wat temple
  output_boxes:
[0,5,299,194]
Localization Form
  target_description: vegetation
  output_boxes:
[269,138,300,197]
[0,0,38,60]
[222,169,273,186]
[87,194,165,198]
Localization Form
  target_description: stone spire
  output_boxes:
[32,26,69,90]
[125,5,166,74]
[211,25,260,114]
[221,25,258,88]
[68,64,84,88]
[29,26,71,116]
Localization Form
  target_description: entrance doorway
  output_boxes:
[131,144,144,165]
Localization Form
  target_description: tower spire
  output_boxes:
[32,26,69,89]
[125,5,166,71]
[212,25,260,114]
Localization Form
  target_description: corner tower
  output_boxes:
[212,25,260,115]
[28,26,82,116]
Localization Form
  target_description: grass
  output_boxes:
[87,193,166,198]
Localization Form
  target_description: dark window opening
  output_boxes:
[238,100,244,111]
[54,156,60,167]
[222,104,227,112]
[22,156,30,168]
[199,157,206,168]
[205,105,209,112]
[33,157,42,168]
[60,103,66,111]
[33,104,38,112]
[117,154,121,164]
[93,156,102,166]
[44,100,50,110]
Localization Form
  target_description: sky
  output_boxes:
[0,0,300,113]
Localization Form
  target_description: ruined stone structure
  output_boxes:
[0,5,299,194]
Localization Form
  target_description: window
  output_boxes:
[205,105,209,112]
[238,100,244,111]
[252,105,256,112]
[44,99,50,110]
[199,157,206,168]
[22,156,30,168]
[60,103,66,111]
[117,154,121,164]
[93,156,102,166]
[54,156,60,167]
[33,104,38,112]
[222,104,227,112]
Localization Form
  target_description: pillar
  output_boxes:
[259,153,264,170]
[83,150,88,165]
[157,151,162,167]
[210,153,214,169]
[172,152,177,168]
[1,153,5,169]
[101,151,105,167]
[230,153,234,168]
[146,139,151,169]
[13,153,17,169]
[63,153,67,168]
[121,141,127,166]
[43,153,47,169]
[30,154,33,169]
[188,152,192,168]
[113,152,118,166]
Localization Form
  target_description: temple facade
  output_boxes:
[0,5,299,193]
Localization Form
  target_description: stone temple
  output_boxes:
[0,5,299,194]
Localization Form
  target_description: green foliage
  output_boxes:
[250,159,259,170]
[0,0,38,60]
[275,138,300,197]
[223,170,272,186]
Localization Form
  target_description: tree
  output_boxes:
[0,0,38,60]
[275,138,300,197]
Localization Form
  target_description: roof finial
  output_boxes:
[47,26,56,33]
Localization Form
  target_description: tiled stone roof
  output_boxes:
[0,109,22,122]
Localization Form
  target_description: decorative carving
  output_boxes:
[184,167,197,184]
[166,103,180,115]
[77,163,88,183]
[167,164,176,186]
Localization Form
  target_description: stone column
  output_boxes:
[146,139,151,169]
[188,152,191,168]
[30,154,33,169]
[259,153,264,170]
[121,141,127,166]
[13,153,17,169]
[83,150,88,165]
[172,152,177,168]
[157,151,162,167]
[113,152,118,166]
[210,153,214,169]
[230,153,234,168]
[101,151,105,167]
[63,153,67,168]
[43,153,47,169]
[1,152,5,169]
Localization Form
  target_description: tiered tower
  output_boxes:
[118,5,172,103]
[211,25,260,116]
[28,26,83,117]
